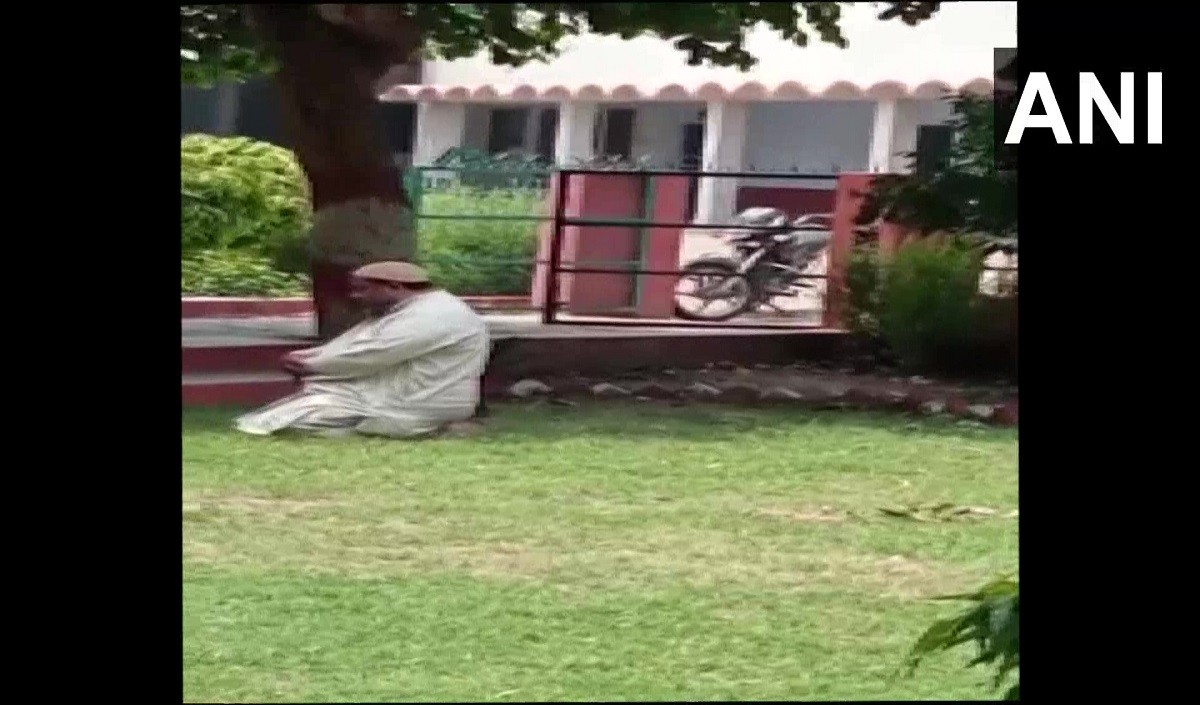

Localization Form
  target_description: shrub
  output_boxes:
[179,139,546,297]
[846,244,884,336]
[851,93,1018,377]
[907,577,1019,700]
[428,147,553,190]
[877,238,985,371]
[857,94,1016,239]
[847,237,1016,377]
[416,186,544,296]
[180,134,312,273]
[182,250,309,297]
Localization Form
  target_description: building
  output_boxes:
[181,62,421,161]
[180,3,1015,224]
[381,1,1015,223]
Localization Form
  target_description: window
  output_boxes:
[680,122,704,170]
[487,108,529,154]
[680,122,704,220]
[914,124,955,176]
[535,108,558,161]
[602,108,635,160]
[378,102,415,155]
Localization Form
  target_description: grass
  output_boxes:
[183,403,1018,702]
[418,186,544,296]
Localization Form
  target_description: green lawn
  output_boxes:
[183,403,1018,702]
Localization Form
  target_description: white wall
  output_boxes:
[422,2,1016,93]
[742,101,874,188]
[451,96,958,176]
[462,103,556,154]
[461,102,703,165]
[736,98,957,188]
[913,98,956,126]
[629,103,703,166]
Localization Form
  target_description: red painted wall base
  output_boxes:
[181,296,532,319]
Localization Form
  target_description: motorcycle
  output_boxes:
[674,207,833,321]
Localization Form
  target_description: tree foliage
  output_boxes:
[907,577,1019,700]
[181,2,943,85]
[181,134,312,257]
[857,94,1017,239]
[181,5,276,85]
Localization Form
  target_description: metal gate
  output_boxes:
[401,162,844,330]
[541,167,839,330]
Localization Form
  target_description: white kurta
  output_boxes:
[235,290,490,439]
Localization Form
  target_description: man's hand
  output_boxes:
[281,351,314,377]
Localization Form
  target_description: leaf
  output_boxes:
[879,506,926,521]
[907,613,969,665]
[907,575,1019,698]
[933,577,1018,602]
[185,3,944,83]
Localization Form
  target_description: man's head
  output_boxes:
[349,261,434,313]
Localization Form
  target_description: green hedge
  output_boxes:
[181,134,312,274]
[182,250,310,297]
[416,186,544,296]
[180,135,545,297]
[907,577,1019,700]
[847,238,1017,377]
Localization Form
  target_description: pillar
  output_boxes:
[555,101,598,164]
[867,100,896,173]
[413,101,466,165]
[694,101,747,224]
[825,173,877,329]
[868,99,921,173]
[531,174,691,319]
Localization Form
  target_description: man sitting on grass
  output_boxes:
[235,261,491,439]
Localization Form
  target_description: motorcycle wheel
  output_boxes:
[673,257,758,322]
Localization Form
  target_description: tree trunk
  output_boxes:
[214,82,240,135]
[246,5,417,339]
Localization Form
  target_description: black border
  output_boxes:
[994,47,1018,171]
[45,2,1182,700]
[1018,4,1177,700]
[40,3,182,699]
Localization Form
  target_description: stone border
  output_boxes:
[181,295,533,318]
[503,378,1019,427]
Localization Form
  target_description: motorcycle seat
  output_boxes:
[787,230,832,248]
